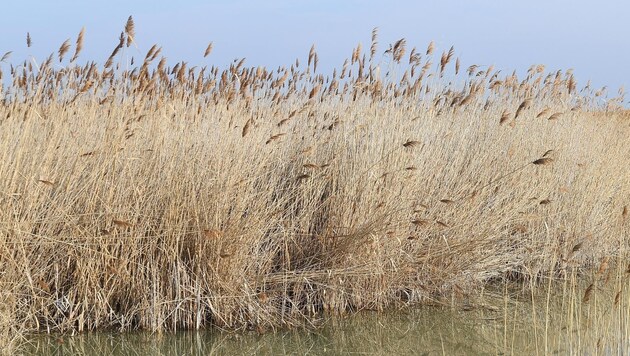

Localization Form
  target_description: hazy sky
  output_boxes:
[1,0,628,100]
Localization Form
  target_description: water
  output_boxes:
[21,282,630,355]
[23,308,510,355]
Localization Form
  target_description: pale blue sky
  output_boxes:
[1,0,628,100]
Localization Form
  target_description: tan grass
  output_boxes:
[0,22,628,348]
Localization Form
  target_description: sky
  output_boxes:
[0,0,628,102]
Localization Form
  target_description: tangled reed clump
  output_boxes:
[0,21,628,337]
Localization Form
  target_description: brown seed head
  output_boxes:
[548,112,562,121]
[412,219,429,226]
[0,51,12,62]
[204,42,213,57]
[203,229,222,239]
[582,283,594,303]
[38,179,55,186]
[113,219,133,228]
[514,98,532,118]
[58,39,71,62]
[403,140,421,148]
[499,111,511,125]
[124,16,135,47]
[426,41,435,56]
[70,27,85,62]
[571,242,583,253]
[242,119,252,137]
[532,157,553,165]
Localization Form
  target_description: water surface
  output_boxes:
[23,282,630,355]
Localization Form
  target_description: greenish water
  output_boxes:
[20,282,630,355]
[23,308,512,355]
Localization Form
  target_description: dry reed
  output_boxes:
[0,21,628,350]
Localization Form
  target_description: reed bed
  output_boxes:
[0,20,628,345]
[20,268,630,354]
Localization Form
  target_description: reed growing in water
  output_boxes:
[0,19,628,349]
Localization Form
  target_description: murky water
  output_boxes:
[21,281,630,355]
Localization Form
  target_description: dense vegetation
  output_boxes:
[0,18,628,351]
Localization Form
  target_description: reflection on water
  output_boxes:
[24,308,502,356]
[22,279,630,355]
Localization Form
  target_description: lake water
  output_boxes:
[21,280,630,355]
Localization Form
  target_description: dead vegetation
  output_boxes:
[0,20,628,345]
